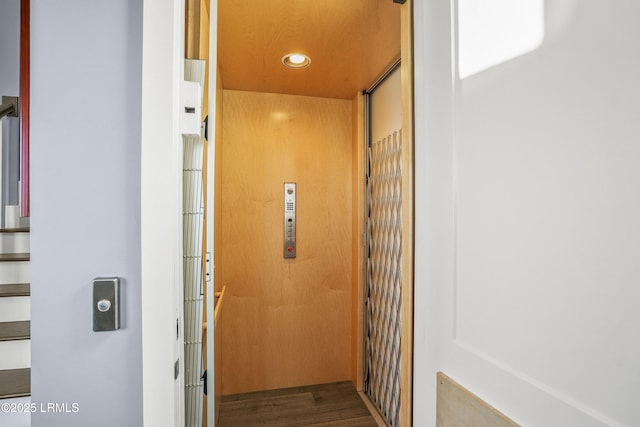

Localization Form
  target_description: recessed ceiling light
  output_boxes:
[281,53,311,68]
[289,54,306,64]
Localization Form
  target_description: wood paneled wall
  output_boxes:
[220,90,353,394]
[351,93,366,390]
[213,67,224,425]
[214,68,224,294]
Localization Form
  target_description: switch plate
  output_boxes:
[284,183,296,258]
[93,277,120,332]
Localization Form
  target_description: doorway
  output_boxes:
[209,1,414,425]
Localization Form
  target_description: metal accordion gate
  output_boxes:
[183,135,205,427]
[183,59,207,427]
[363,63,403,427]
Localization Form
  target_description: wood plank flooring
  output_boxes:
[0,321,30,341]
[0,369,30,399]
[0,283,30,298]
[218,381,378,426]
[0,253,30,262]
[0,228,30,233]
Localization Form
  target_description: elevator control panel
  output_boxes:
[284,182,296,258]
[93,277,120,332]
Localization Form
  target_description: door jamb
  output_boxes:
[399,1,415,424]
[141,1,186,426]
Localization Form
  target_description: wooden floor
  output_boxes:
[0,321,30,341]
[0,253,30,262]
[218,381,378,426]
[0,283,30,298]
[0,369,30,399]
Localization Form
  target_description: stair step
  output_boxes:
[0,340,30,370]
[0,263,30,284]
[0,321,30,341]
[0,283,29,298]
[0,296,29,322]
[0,228,29,233]
[0,369,30,399]
[0,253,29,262]
[0,232,30,254]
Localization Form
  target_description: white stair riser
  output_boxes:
[0,340,30,370]
[0,297,30,322]
[0,262,30,284]
[0,233,30,254]
[4,206,21,229]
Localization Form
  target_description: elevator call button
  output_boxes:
[93,277,120,332]
[284,183,296,258]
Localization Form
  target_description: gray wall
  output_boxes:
[0,0,19,97]
[30,1,143,426]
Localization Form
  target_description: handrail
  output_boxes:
[214,286,226,326]
[0,103,15,119]
[0,97,19,119]
[201,282,226,335]
[20,0,30,218]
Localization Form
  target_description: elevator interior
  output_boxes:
[212,0,404,421]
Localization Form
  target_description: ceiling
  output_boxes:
[217,0,401,100]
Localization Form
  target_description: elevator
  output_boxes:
[184,1,414,425]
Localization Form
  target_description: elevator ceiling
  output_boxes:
[217,0,401,100]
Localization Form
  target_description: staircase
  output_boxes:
[0,228,30,400]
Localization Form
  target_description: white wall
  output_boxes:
[30,1,143,426]
[140,0,186,426]
[413,1,640,426]
[0,0,20,98]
